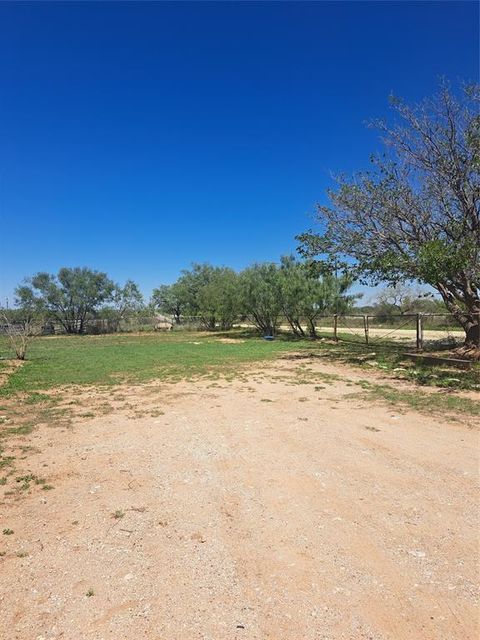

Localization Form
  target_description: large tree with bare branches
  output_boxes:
[298,82,480,349]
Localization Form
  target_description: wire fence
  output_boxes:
[308,313,468,351]
[1,312,475,351]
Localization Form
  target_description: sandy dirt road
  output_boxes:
[0,357,478,640]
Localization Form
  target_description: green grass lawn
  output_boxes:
[0,329,478,400]
[0,331,313,395]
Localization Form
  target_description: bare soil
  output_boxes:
[0,358,478,640]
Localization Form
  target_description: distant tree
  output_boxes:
[151,283,185,323]
[114,280,143,318]
[374,284,435,315]
[196,267,240,330]
[239,263,283,335]
[101,280,144,330]
[304,273,357,338]
[298,82,480,349]
[2,288,42,328]
[16,267,115,334]
[413,297,448,314]
[277,257,309,336]
[177,264,217,328]
[279,256,357,338]
[153,265,241,330]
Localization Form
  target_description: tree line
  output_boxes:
[5,261,454,340]
[7,258,356,338]
[152,258,356,337]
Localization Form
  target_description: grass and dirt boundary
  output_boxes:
[1,330,478,483]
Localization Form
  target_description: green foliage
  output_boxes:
[239,263,283,335]
[16,267,115,334]
[416,240,476,285]
[7,287,43,325]
[152,259,357,337]
[151,283,185,322]
[153,264,241,330]
[15,269,145,335]
[196,267,240,330]
[278,256,357,337]
[99,280,144,329]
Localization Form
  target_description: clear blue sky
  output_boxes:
[0,1,478,304]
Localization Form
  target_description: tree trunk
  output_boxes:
[436,284,479,348]
[307,318,317,339]
[465,319,479,348]
[285,313,304,337]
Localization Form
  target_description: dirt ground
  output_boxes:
[0,357,478,640]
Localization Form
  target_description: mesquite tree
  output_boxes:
[151,283,185,323]
[239,263,283,335]
[16,268,115,334]
[196,267,240,330]
[298,83,480,349]
[153,264,241,330]
[106,280,144,330]
[278,256,356,338]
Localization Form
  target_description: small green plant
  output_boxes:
[19,445,39,453]
[16,551,28,558]
[0,456,15,469]
[25,392,50,405]
[42,484,54,491]
[112,509,125,519]
[16,474,36,483]
[3,423,34,437]
[86,589,95,597]
[3,529,14,535]
[0,477,7,485]
[16,473,36,491]
[12,474,50,492]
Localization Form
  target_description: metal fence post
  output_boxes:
[333,314,338,342]
[363,315,369,345]
[416,313,424,351]
[477,312,480,348]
